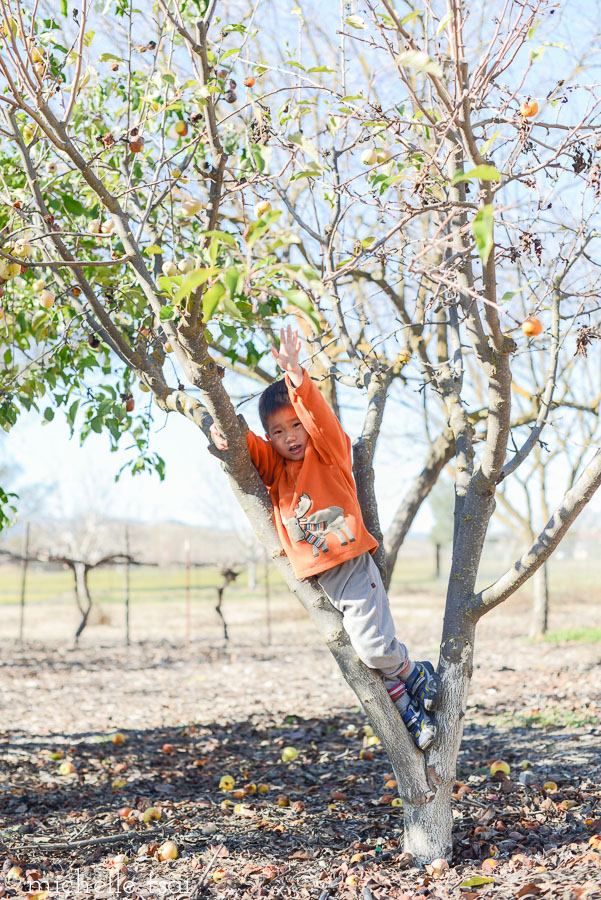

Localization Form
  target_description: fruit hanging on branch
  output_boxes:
[129,134,145,153]
[520,99,539,118]
[521,316,543,337]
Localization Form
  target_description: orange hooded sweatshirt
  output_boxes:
[246,368,378,579]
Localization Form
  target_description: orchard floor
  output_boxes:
[1,584,601,900]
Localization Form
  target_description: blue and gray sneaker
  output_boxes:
[401,697,437,751]
[404,660,441,712]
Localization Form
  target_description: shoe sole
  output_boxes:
[417,721,437,751]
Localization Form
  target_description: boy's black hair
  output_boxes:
[259,378,292,432]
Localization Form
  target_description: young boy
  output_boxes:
[210,326,440,750]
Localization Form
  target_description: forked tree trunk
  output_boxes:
[529,561,549,638]
[190,369,601,864]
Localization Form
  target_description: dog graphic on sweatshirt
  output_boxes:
[284,492,356,557]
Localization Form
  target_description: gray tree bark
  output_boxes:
[529,561,549,639]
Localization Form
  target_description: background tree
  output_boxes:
[428,477,454,579]
[1,0,601,862]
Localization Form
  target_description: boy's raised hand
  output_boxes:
[271,326,303,386]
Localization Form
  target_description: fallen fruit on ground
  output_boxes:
[158,840,178,860]
[490,759,510,776]
[427,858,450,877]
[142,806,161,823]
[219,775,235,790]
[281,746,299,762]
[111,732,126,744]
[58,761,75,775]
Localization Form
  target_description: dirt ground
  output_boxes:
[1,585,600,900]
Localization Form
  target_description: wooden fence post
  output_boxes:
[18,521,30,643]
[184,538,191,646]
[124,524,131,646]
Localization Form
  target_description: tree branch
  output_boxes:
[472,447,601,618]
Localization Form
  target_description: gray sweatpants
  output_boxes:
[317,551,408,686]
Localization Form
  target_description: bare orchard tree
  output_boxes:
[0,517,136,646]
[494,368,601,638]
[1,0,601,861]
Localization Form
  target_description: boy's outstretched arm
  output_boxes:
[273,327,350,466]
[271,325,304,388]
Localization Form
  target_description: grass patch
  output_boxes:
[543,627,601,644]
[485,707,599,730]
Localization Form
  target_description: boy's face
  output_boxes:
[265,405,309,461]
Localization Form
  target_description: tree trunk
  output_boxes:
[435,543,441,579]
[247,560,257,590]
[529,560,549,639]
[215,586,229,642]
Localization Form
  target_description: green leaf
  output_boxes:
[100,52,122,62]
[472,204,494,265]
[159,304,175,321]
[307,66,335,73]
[400,10,421,24]
[280,289,319,330]
[61,0,68,14]
[202,283,225,321]
[451,165,501,184]
[437,9,454,35]
[479,129,501,158]
[67,400,79,428]
[158,275,180,295]
[288,131,320,164]
[201,230,238,247]
[223,266,242,297]
[459,877,495,888]
[61,195,87,216]
[144,244,163,254]
[500,281,536,302]
[397,50,443,77]
[43,407,54,422]
[220,47,241,61]
[173,267,217,303]
[290,168,321,181]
